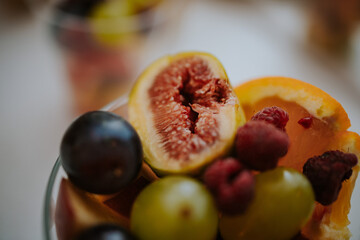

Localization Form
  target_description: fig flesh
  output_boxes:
[129,52,244,174]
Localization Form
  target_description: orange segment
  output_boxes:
[234,76,359,239]
[237,76,350,131]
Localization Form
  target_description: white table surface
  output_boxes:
[1,0,360,239]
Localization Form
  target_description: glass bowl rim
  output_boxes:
[43,96,128,240]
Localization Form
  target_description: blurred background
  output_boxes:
[1,0,360,239]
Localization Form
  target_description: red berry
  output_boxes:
[303,150,358,205]
[298,117,313,129]
[203,158,255,215]
[235,121,289,171]
[251,106,289,131]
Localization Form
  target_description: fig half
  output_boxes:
[129,52,244,175]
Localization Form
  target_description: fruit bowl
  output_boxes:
[43,95,360,240]
[43,51,360,239]
[43,97,129,240]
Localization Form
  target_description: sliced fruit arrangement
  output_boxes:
[128,52,244,175]
[234,76,360,239]
[54,54,359,240]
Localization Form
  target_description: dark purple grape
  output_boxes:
[76,224,137,240]
[60,111,143,194]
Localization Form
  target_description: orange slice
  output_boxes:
[235,76,359,239]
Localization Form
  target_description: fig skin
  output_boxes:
[128,52,245,175]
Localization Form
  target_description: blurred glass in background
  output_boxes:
[27,0,179,114]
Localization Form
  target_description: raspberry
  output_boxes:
[251,106,289,131]
[203,158,255,215]
[235,121,289,171]
[298,117,313,129]
[303,150,358,205]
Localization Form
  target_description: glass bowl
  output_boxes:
[43,96,128,240]
[26,0,182,113]
[43,95,360,239]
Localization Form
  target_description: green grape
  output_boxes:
[131,176,218,240]
[219,167,315,240]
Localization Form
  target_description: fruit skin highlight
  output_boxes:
[128,52,244,175]
[219,168,315,240]
[130,176,218,240]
